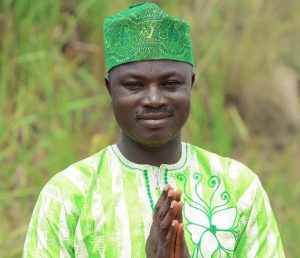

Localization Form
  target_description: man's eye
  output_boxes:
[123,82,143,90]
[162,80,181,89]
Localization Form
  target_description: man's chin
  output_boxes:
[133,134,178,149]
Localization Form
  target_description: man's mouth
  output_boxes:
[137,112,172,128]
[135,107,173,128]
[138,113,171,120]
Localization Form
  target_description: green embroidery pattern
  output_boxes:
[143,168,170,211]
[143,170,154,210]
[177,173,238,258]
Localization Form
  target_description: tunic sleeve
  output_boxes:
[234,180,285,257]
[22,178,80,258]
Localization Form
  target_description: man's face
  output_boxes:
[106,60,195,148]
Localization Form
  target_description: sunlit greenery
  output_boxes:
[1,0,299,257]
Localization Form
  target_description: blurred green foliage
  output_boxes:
[1,0,300,257]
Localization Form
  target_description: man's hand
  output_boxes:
[175,222,190,258]
[146,185,190,258]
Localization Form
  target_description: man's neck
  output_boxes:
[117,134,182,167]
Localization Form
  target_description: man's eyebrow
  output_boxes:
[122,73,145,79]
[122,71,185,79]
[158,71,184,78]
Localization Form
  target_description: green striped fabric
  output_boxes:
[23,143,285,257]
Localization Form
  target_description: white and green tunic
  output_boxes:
[23,143,284,257]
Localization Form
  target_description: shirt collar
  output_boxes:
[110,142,190,172]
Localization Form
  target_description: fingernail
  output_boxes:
[172,220,177,227]
[163,185,168,191]
[170,201,176,208]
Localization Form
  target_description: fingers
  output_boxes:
[157,188,182,221]
[165,219,179,243]
[173,189,182,202]
[160,200,179,232]
[175,223,184,247]
[176,201,183,223]
[156,189,175,221]
[148,187,185,258]
[175,223,190,257]
[153,185,172,219]
[162,190,182,224]
[154,220,178,258]
[152,186,183,239]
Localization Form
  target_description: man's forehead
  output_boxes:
[109,60,193,79]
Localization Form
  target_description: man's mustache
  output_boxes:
[135,107,173,117]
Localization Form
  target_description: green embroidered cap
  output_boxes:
[103,3,194,72]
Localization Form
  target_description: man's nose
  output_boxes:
[142,85,166,108]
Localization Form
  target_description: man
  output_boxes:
[23,3,284,257]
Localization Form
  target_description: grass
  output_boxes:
[1,0,300,257]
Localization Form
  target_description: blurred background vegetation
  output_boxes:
[1,0,300,257]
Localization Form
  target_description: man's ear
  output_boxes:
[191,72,195,89]
[105,76,112,97]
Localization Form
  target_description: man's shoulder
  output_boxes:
[188,143,259,187]
[187,143,262,209]
[40,146,111,201]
